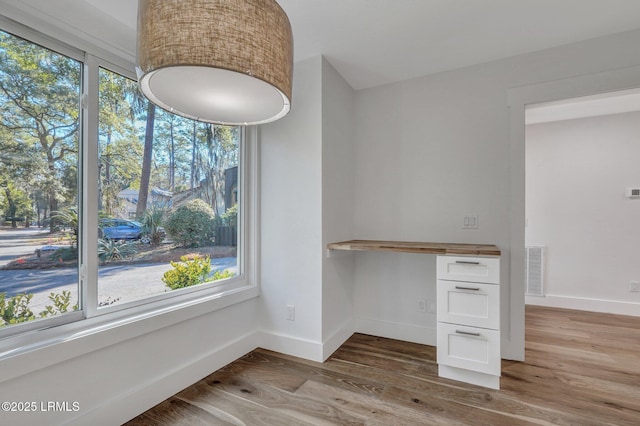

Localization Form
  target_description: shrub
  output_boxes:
[51,207,78,247]
[212,269,235,281]
[162,255,211,290]
[141,207,166,245]
[51,246,78,261]
[165,199,215,247]
[0,293,35,326]
[98,238,137,263]
[220,204,238,227]
[0,290,78,327]
[39,290,78,318]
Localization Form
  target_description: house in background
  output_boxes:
[1,1,640,424]
[171,166,238,215]
[224,166,238,212]
[117,187,173,218]
[115,166,237,220]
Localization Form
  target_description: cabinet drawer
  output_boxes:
[437,280,500,329]
[437,322,501,376]
[436,256,500,284]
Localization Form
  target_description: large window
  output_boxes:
[0,25,250,337]
[0,30,81,327]
[96,68,240,308]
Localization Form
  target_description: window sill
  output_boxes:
[0,283,259,383]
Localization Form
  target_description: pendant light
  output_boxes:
[136,0,293,125]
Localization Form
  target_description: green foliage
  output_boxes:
[162,255,211,290]
[141,207,165,245]
[51,246,78,261]
[211,269,235,281]
[0,293,35,326]
[0,30,80,232]
[1,290,78,327]
[220,204,238,227]
[51,207,78,247]
[0,182,32,227]
[98,238,137,263]
[39,291,77,318]
[165,199,215,247]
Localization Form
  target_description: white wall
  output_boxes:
[259,56,357,361]
[525,111,640,316]
[321,58,356,359]
[1,300,259,425]
[259,56,324,360]
[351,28,640,359]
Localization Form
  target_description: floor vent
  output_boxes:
[526,246,545,296]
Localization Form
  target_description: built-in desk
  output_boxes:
[327,240,500,257]
[327,239,502,389]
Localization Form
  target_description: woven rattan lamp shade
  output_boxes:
[136,0,293,125]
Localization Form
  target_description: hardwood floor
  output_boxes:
[126,306,640,425]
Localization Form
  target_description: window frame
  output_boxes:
[0,17,260,359]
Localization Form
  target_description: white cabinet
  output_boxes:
[437,280,500,330]
[436,255,501,389]
[436,256,500,284]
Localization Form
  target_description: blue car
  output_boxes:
[99,218,165,243]
[99,219,144,240]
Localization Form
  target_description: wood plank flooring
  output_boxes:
[126,306,640,425]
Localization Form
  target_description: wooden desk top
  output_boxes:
[327,240,501,256]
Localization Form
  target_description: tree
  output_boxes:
[136,102,155,218]
[154,110,193,192]
[97,69,143,215]
[0,182,31,227]
[200,125,239,215]
[0,31,80,231]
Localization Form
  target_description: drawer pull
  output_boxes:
[455,260,481,265]
[455,330,481,337]
[455,286,481,291]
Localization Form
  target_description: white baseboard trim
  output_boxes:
[256,330,324,362]
[526,294,640,317]
[354,316,436,346]
[322,320,354,361]
[438,364,500,390]
[69,331,259,426]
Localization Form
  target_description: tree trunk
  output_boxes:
[136,103,155,218]
[190,122,197,189]
[169,121,175,191]
[4,187,17,228]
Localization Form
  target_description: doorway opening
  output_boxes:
[524,88,640,317]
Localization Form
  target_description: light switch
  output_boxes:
[463,215,479,229]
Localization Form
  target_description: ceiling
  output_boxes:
[5,0,640,91]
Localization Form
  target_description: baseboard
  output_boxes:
[354,316,436,346]
[322,319,354,361]
[438,364,500,390]
[69,331,259,425]
[256,330,324,362]
[526,294,640,317]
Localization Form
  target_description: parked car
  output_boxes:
[35,245,64,257]
[99,218,164,243]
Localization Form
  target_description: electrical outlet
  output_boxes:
[417,298,426,312]
[286,305,295,321]
[427,300,437,313]
[630,281,640,293]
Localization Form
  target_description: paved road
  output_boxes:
[0,258,237,313]
[0,227,238,313]
[0,227,50,267]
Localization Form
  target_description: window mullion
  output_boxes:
[82,54,100,318]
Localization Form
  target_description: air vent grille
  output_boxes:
[525,246,544,297]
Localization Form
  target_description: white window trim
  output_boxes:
[0,16,261,378]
